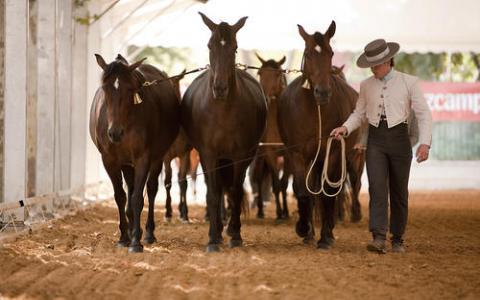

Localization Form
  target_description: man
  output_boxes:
[330,39,432,254]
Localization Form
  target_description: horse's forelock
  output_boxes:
[102,61,129,83]
[217,22,233,42]
[262,60,281,69]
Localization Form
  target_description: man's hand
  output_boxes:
[330,126,348,140]
[416,144,430,163]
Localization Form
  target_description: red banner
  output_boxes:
[420,82,480,122]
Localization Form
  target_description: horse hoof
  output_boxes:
[143,236,157,245]
[179,217,190,224]
[164,217,172,223]
[116,240,130,248]
[256,213,265,219]
[317,238,335,250]
[229,239,243,248]
[128,244,144,253]
[351,214,362,223]
[303,236,314,244]
[206,244,221,253]
[295,221,312,238]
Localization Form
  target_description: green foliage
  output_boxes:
[128,46,192,75]
[394,52,447,81]
[394,52,479,82]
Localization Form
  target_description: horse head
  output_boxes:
[297,21,336,105]
[256,53,287,104]
[199,12,247,100]
[95,53,146,143]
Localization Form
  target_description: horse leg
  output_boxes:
[336,185,346,223]
[291,152,314,243]
[103,158,129,247]
[317,191,336,249]
[350,150,365,223]
[227,161,249,248]
[144,160,162,244]
[266,152,282,220]
[164,160,173,221]
[251,157,265,218]
[202,154,223,252]
[178,152,190,223]
[122,165,135,240]
[317,151,342,250]
[128,156,150,253]
[280,154,290,219]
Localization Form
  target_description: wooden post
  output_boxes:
[4,0,27,220]
[70,5,88,189]
[35,0,56,196]
[0,0,5,203]
[55,0,73,191]
[85,0,103,184]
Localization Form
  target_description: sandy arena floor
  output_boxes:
[0,190,479,299]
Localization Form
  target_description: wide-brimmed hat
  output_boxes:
[356,39,400,68]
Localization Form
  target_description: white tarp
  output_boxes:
[102,0,480,53]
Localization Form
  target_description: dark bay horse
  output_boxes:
[181,13,267,252]
[90,54,179,253]
[277,22,359,249]
[250,54,291,220]
[162,71,195,223]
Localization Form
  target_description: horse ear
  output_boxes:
[95,54,107,70]
[128,57,146,71]
[116,53,128,64]
[199,12,217,31]
[297,24,310,41]
[232,16,248,33]
[255,52,266,65]
[178,68,187,80]
[325,20,336,39]
[278,56,287,66]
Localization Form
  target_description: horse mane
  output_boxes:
[330,74,358,120]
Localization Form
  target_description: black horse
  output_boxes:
[181,13,267,252]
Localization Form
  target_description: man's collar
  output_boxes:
[381,68,394,82]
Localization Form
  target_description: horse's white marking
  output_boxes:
[315,45,322,53]
[220,39,226,46]
[114,78,119,89]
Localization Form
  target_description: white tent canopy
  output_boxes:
[102,0,480,53]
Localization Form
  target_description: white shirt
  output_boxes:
[343,69,432,146]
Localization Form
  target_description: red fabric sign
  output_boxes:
[420,82,480,121]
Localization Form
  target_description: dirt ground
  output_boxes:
[0,190,479,300]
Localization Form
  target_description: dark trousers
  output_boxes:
[366,120,412,241]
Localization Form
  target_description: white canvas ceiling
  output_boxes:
[99,0,480,53]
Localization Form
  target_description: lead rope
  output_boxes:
[305,104,347,196]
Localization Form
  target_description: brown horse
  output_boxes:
[90,54,179,253]
[162,70,195,223]
[330,64,365,223]
[277,22,359,249]
[250,54,291,220]
[181,13,267,252]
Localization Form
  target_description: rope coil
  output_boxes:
[305,105,347,197]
